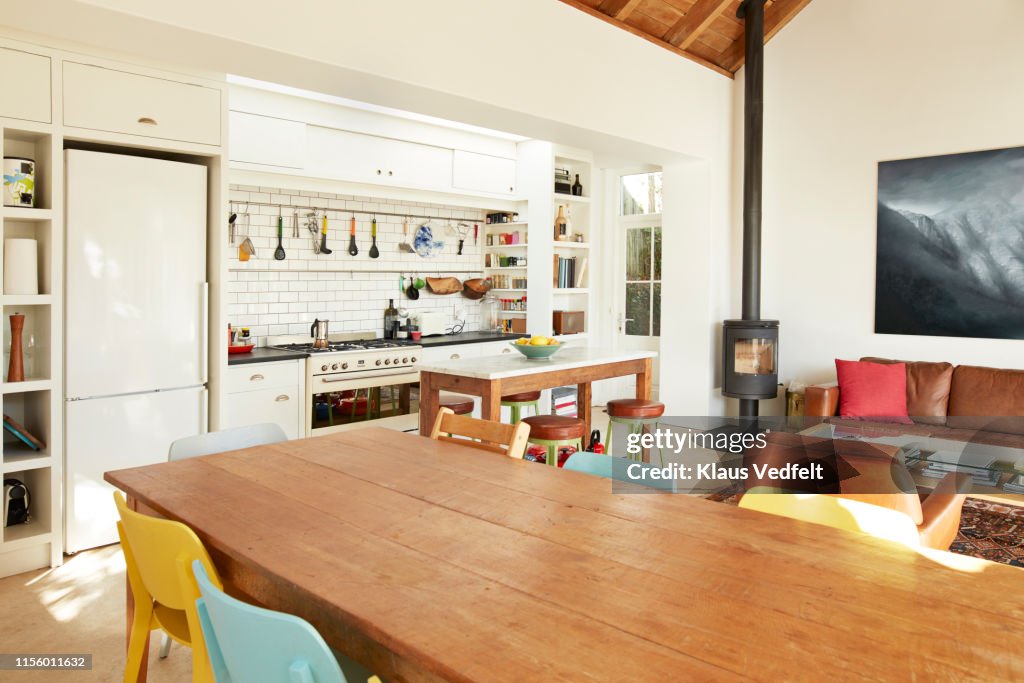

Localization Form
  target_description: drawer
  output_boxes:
[227,361,301,394]
[0,47,51,123]
[477,341,517,357]
[419,345,481,364]
[223,386,302,440]
[63,62,221,146]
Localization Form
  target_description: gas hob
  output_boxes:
[270,339,422,376]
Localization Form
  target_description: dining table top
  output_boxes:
[416,346,657,379]
[105,427,1024,682]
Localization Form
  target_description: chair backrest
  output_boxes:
[738,490,921,547]
[563,451,614,478]
[169,423,287,461]
[192,560,347,683]
[113,491,222,610]
[429,407,530,459]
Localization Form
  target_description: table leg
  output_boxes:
[126,496,150,683]
[480,381,502,423]
[636,357,653,400]
[577,382,593,440]
[419,372,439,436]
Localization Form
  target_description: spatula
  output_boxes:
[320,214,333,255]
[274,215,286,260]
[369,217,380,259]
[347,215,357,256]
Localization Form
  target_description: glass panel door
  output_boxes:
[623,225,662,337]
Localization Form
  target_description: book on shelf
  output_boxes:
[3,414,46,451]
[553,255,578,288]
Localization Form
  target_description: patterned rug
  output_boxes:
[705,492,1024,568]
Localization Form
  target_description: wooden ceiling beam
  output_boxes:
[557,0,735,78]
[664,0,733,49]
[598,0,645,20]
[721,0,813,71]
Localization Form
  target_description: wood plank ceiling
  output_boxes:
[557,0,813,77]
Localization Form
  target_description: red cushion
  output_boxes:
[835,359,912,424]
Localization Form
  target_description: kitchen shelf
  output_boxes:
[1,208,53,222]
[499,310,528,315]
[2,445,51,473]
[484,221,528,228]
[2,379,52,394]
[553,241,590,249]
[490,288,528,292]
[486,266,528,270]
[3,519,50,545]
[484,244,527,249]
[553,288,590,294]
[3,295,52,306]
[553,193,590,204]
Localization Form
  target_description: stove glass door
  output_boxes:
[312,381,418,431]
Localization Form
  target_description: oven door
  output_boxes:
[309,369,420,435]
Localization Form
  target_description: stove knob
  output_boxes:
[376,359,383,366]
[402,357,408,364]
[411,356,417,363]
[342,362,348,370]
[385,358,391,365]
[321,364,329,371]
[331,363,339,370]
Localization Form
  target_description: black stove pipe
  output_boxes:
[738,0,765,418]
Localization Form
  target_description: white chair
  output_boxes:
[158,422,288,659]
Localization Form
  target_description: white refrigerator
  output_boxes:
[64,150,208,553]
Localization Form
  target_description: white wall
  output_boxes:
[748,0,1024,388]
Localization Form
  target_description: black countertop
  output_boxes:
[413,332,527,347]
[227,347,309,366]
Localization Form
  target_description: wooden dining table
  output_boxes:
[417,347,656,436]
[106,427,1024,682]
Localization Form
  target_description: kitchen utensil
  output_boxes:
[240,235,255,262]
[274,215,286,260]
[307,211,320,254]
[398,217,415,252]
[473,223,478,245]
[414,277,426,289]
[399,275,405,294]
[462,278,491,300]
[426,276,461,295]
[509,340,564,361]
[228,210,237,245]
[346,215,357,256]
[292,211,299,238]
[310,318,330,349]
[321,214,333,255]
[369,217,380,258]
[413,223,444,258]
[406,275,419,300]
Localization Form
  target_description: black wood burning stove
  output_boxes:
[723,0,779,417]
[722,319,779,401]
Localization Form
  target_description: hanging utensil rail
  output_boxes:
[231,201,484,224]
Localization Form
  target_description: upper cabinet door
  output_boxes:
[229,111,306,168]
[63,62,221,146]
[0,47,51,123]
[305,126,453,191]
[452,150,516,195]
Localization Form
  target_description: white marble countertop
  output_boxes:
[417,346,657,380]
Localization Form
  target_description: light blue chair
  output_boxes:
[563,451,614,478]
[192,559,349,683]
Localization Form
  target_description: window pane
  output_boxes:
[626,228,652,281]
[653,227,662,281]
[652,282,661,337]
[625,283,651,336]
[621,172,663,215]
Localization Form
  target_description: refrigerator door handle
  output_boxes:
[201,282,209,385]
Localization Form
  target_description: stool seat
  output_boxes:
[502,390,542,403]
[439,393,475,415]
[523,415,586,441]
[607,399,665,419]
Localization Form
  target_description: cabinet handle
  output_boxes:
[450,353,461,360]
[137,117,158,125]
[376,169,382,175]
[388,170,394,176]
[501,348,511,354]
[250,373,265,382]
[275,394,290,402]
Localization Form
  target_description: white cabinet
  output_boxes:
[305,126,453,190]
[229,112,305,168]
[419,344,481,364]
[224,361,303,440]
[476,341,517,358]
[0,47,51,123]
[63,62,221,146]
[452,151,516,195]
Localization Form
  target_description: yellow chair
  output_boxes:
[114,491,222,683]
[429,407,531,459]
[738,488,922,548]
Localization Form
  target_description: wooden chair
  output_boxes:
[429,407,531,459]
[113,491,222,682]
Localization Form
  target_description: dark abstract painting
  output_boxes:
[875,146,1024,339]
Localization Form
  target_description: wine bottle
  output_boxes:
[384,298,398,339]
[572,174,583,196]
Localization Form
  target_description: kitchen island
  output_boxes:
[418,346,657,436]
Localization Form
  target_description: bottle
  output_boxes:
[572,174,583,196]
[383,299,398,339]
[554,205,568,241]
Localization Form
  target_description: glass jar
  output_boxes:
[479,293,502,331]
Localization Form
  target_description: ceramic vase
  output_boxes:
[8,312,25,382]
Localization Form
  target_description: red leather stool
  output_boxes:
[522,415,586,467]
[606,399,665,462]
[501,390,541,423]
[439,394,475,416]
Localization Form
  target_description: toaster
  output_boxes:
[415,311,449,337]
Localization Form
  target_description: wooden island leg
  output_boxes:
[419,371,440,436]
[636,357,653,400]
[577,382,593,440]
[480,380,502,423]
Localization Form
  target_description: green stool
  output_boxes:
[522,415,586,467]
[606,399,666,465]
[501,390,542,423]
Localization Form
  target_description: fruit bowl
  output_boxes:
[509,340,563,361]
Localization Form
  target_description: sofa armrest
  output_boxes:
[805,383,839,417]
[917,472,971,550]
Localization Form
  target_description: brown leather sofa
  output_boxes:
[742,431,970,550]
